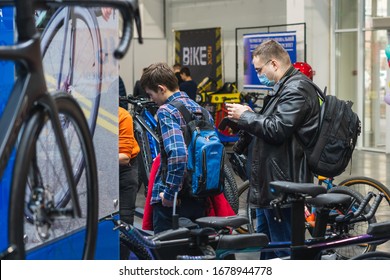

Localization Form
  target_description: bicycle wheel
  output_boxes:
[40,6,102,134]
[9,93,98,259]
[223,164,239,214]
[327,186,376,259]
[120,232,153,260]
[133,121,153,193]
[351,251,390,260]
[338,176,390,224]
[236,181,256,233]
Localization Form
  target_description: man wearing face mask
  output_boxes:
[226,39,320,259]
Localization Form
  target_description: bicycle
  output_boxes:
[218,116,389,258]
[114,181,389,260]
[120,95,240,213]
[39,5,103,134]
[331,176,390,224]
[123,95,159,192]
[235,166,389,258]
[0,0,140,260]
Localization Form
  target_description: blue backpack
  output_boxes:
[160,100,225,197]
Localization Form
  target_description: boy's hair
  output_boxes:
[252,39,291,65]
[140,63,179,92]
[179,66,191,76]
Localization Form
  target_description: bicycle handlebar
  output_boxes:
[119,96,157,108]
[350,192,384,223]
[352,192,375,218]
[0,0,143,58]
[335,192,383,224]
[335,192,375,223]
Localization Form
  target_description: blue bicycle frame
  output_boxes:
[141,108,159,159]
[0,6,15,253]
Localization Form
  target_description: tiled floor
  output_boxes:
[134,149,390,258]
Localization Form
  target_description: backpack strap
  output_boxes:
[170,100,211,144]
[157,120,168,183]
[170,100,193,146]
[170,100,193,124]
[307,79,326,102]
[159,99,203,184]
[295,78,326,150]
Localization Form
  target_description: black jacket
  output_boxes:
[238,68,320,207]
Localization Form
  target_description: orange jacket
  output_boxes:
[118,107,140,159]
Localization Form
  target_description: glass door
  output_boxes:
[363,29,388,151]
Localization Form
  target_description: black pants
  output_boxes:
[153,197,207,234]
[119,156,138,259]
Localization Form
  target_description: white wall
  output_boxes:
[120,38,167,94]
[119,0,167,93]
[303,0,331,92]
[121,0,331,92]
[165,0,287,83]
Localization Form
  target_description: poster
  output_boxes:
[243,31,297,90]
[175,27,222,90]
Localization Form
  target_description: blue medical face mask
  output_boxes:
[257,73,275,87]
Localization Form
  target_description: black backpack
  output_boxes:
[305,82,361,178]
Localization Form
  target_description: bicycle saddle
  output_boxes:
[152,227,190,242]
[195,215,249,230]
[217,233,269,250]
[269,181,327,197]
[367,221,390,235]
[306,193,352,208]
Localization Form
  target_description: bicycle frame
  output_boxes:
[115,189,390,260]
[125,96,160,160]
[215,224,390,260]
[138,108,159,159]
[0,0,136,184]
[0,0,80,256]
[39,5,103,134]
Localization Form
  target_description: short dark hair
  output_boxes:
[252,39,291,65]
[180,66,191,76]
[140,62,179,92]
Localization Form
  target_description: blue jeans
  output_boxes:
[257,207,292,259]
[256,208,270,236]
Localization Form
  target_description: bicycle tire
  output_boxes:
[327,186,376,259]
[40,6,102,135]
[351,251,390,260]
[236,181,256,234]
[338,176,390,225]
[223,163,239,214]
[9,93,98,259]
[133,121,153,193]
[120,232,153,260]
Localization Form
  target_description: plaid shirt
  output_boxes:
[150,91,214,204]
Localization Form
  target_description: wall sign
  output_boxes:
[243,31,297,90]
[175,27,222,90]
